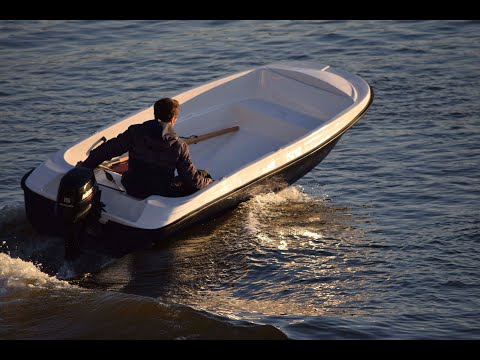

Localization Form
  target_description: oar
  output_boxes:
[101,125,240,169]
[184,126,239,145]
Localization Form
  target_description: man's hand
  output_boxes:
[197,169,212,180]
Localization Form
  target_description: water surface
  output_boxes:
[1,20,479,339]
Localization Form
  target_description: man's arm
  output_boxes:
[81,126,135,169]
[176,142,212,190]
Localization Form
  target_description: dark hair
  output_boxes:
[154,98,180,122]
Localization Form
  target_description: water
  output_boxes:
[1,20,479,339]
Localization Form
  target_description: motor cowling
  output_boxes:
[55,167,101,260]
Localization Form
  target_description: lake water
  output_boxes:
[1,20,479,339]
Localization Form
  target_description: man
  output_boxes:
[79,98,213,198]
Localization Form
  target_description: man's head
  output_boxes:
[154,98,180,123]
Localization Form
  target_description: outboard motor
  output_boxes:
[55,166,102,260]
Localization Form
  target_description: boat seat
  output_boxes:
[95,168,126,192]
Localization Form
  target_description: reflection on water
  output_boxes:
[80,186,378,320]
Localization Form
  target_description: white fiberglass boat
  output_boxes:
[21,61,373,260]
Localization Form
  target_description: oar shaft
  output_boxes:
[184,126,239,145]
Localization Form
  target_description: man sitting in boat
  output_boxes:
[78,98,213,198]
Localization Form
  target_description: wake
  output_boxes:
[0,201,114,281]
[0,252,72,293]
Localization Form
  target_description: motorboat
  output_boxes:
[21,61,373,261]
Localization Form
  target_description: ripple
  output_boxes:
[1,19,479,340]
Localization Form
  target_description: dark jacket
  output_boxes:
[82,120,212,197]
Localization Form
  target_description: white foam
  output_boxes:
[240,186,329,251]
[242,186,309,230]
[301,230,323,239]
[0,253,71,290]
[244,210,261,236]
[251,186,309,206]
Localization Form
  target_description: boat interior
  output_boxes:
[95,68,354,188]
